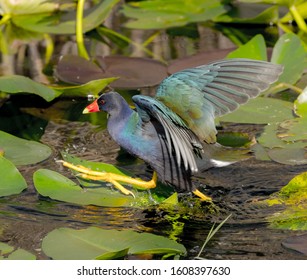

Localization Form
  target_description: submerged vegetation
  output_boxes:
[0,0,306,259]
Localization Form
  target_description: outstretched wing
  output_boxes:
[132,95,203,173]
[156,59,283,143]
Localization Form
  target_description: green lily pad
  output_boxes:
[267,145,307,165]
[51,77,118,98]
[0,74,117,101]
[33,169,136,207]
[0,156,27,197]
[42,227,186,260]
[219,97,294,124]
[226,34,267,61]
[0,241,36,260]
[33,152,176,207]
[271,33,306,85]
[0,131,51,165]
[12,0,120,34]
[0,75,57,102]
[0,242,14,255]
[216,4,279,24]
[122,0,226,29]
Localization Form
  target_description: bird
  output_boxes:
[61,58,283,200]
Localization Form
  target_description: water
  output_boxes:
[1,98,306,259]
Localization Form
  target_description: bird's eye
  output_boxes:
[99,99,105,105]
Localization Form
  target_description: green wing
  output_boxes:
[156,59,283,143]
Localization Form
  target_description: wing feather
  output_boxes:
[156,58,283,143]
[133,95,203,173]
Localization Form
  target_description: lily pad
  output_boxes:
[0,241,36,260]
[216,3,279,24]
[0,156,27,197]
[0,75,57,102]
[282,234,307,256]
[0,242,14,255]
[42,227,186,260]
[51,77,118,98]
[226,34,267,61]
[0,131,51,165]
[270,33,306,85]
[122,0,226,29]
[33,169,136,207]
[96,56,168,88]
[0,74,115,101]
[55,55,167,88]
[33,152,176,207]
[167,49,235,74]
[54,55,108,85]
[12,0,120,35]
[219,97,294,124]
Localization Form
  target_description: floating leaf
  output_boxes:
[1,249,36,260]
[33,169,136,208]
[0,75,57,102]
[267,145,307,165]
[227,34,267,60]
[219,97,293,124]
[12,0,120,34]
[0,241,36,260]
[270,33,306,85]
[51,77,118,98]
[54,55,107,84]
[0,73,115,101]
[0,131,51,165]
[33,151,176,207]
[168,49,233,74]
[55,55,167,88]
[0,0,57,15]
[122,0,226,29]
[0,242,14,255]
[216,3,279,24]
[42,227,186,260]
[282,234,307,256]
[0,156,27,197]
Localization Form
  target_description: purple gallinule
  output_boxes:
[62,59,283,200]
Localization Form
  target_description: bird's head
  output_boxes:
[83,91,123,114]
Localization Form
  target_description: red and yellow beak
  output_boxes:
[83,99,99,114]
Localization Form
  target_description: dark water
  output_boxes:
[1,98,307,260]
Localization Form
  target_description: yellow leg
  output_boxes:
[193,189,212,202]
[58,160,157,197]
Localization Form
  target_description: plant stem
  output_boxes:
[44,34,54,64]
[76,0,90,60]
[289,5,307,33]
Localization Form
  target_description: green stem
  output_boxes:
[76,0,90,60]
[44,34,54,64]
[270,82,303,94]
[277,22,294,34]
[289,5,307,33]
[0,14,11,26]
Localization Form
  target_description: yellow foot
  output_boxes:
[58,160,157,197]
[193,189,212,202]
